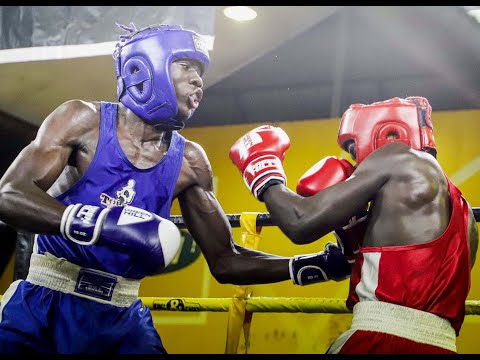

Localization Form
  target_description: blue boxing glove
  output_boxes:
[60,204,181,275]
[289,242,351,285]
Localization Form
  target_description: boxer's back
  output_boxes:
[364,145,450,248]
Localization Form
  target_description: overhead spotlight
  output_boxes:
[463,6,480,23]
[468,9,480,23]
[223,6,257,22]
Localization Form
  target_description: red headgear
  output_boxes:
[337,96,436,165]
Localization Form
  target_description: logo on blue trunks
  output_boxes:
[75,269,118,301]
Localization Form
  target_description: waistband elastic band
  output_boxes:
[26,252,140,308]
[351,301,456,352]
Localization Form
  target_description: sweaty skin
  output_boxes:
[263,142,478,268]
[0,59,291,285]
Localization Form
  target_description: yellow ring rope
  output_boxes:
[141,296,480,315]
[2,294,476,314]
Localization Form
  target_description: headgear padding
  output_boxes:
[337,96,436,165]
[113,23,210,130]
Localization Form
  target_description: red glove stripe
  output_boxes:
[243,154,285,186]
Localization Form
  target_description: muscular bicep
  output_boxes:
[0,100,98,231]
[1,100,94,191]
[176,140,235,263]
[178,185,233,260]
[3,133,73,192]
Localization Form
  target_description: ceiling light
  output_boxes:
[468,9,480,23]
[463,6,480,23]
[223,6,257,22]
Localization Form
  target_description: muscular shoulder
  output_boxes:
[181,139,213,191]
[36,99,102,146]
[364,142,446,203]
[48,99,100,129]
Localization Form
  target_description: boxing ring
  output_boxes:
[0,210,476,353]
[143,210,480,354]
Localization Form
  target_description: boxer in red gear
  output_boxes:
[230,96,478,354]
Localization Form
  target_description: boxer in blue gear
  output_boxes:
[0,23,351,354]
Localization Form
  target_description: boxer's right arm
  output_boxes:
[0,100,95,233]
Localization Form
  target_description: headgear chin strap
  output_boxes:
[337,96,436,165]
[113,23,210,130]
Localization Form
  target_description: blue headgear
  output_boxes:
[113,23,210,130]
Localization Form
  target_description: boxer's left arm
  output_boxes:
[176,141,291,285]
[176,141,351,285]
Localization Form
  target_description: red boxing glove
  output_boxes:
[296,156,355,197]
[229,125,290,201]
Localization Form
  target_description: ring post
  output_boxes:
[224,212,262,354]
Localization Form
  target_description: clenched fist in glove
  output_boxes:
[61,203,181,276]
[296,156,355,196]
[229,125,290,201]
[289,242,351,285]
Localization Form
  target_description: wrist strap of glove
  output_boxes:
[60,204,109,245]
[257,179,283,201]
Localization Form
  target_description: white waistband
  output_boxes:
[26,252,141,308]
[351,301,456,352]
